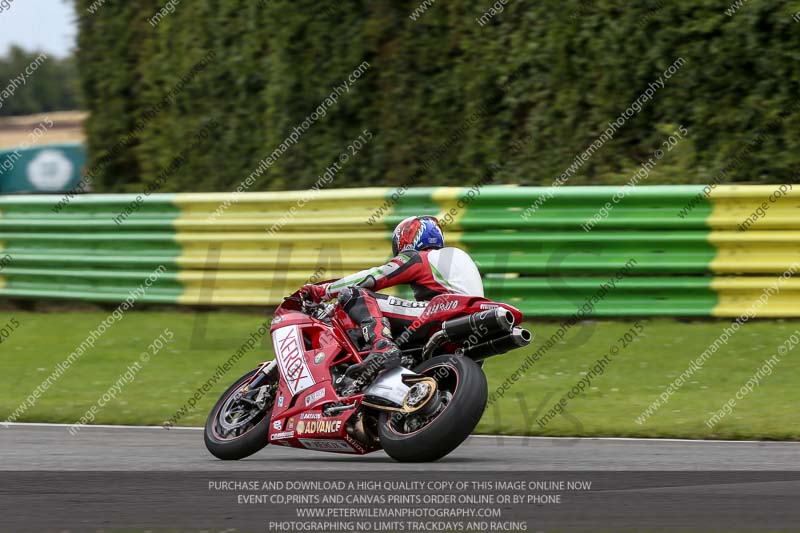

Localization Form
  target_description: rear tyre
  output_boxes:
[378,355,487,462]
[204,368,275,460]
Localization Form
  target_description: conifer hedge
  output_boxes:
[75,0,800,192]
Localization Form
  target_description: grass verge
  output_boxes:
[0,310,797,439]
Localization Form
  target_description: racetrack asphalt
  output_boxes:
[1,423,798,471]
[2,424,800,532]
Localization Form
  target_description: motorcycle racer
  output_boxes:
[301,215,483,390]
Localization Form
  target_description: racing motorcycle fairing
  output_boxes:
[255,286,528,454]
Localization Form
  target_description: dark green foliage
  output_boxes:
[75,0,800,192]
[0,46,80,116]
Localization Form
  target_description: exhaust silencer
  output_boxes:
[421,307,517,360]
[461,327,532,361]
[441,307,514,341]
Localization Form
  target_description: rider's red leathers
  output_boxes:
[325,247,484,354]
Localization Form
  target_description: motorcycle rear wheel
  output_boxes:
[378,355,487,462]
[204,368,274,460]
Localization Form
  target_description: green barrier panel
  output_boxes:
[0,193,181,227]
[0,193,182,302]
[456,185,712,230]
[483,276,716,317]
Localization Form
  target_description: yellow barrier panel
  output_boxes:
[708,185,800,230]
[712,276,800,317]
[709,231,800,274]
[174,189,391,232]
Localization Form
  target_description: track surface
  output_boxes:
[2,425,800,532]
[1,423,799,470]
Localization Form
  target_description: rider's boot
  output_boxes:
[343,317,402,392]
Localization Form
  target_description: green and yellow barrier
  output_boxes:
[0,185,797,317]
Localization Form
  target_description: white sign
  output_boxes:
[272,325,315,396]
[26,150,74,191]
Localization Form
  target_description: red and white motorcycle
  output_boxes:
[204,287,531,462]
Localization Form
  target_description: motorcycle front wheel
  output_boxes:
[204,367,276,460]
[378,355,488,462]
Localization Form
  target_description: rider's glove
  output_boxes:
[301,283,330,303]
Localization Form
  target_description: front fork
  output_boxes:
[238,361,277,404]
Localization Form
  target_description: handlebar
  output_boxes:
[284,291,338,321]
[314,300,338,320]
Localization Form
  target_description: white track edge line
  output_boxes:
[468,434,799,444]
[1,422,202,431]
[2,422,797,444]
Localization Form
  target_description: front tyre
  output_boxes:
[204,367,275,460]
[378,355,488,462]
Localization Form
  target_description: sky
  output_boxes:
[0,0,77,58]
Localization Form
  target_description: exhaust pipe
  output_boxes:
[441,307,514,341]
[461,327,532,361]
[422,308,515,360]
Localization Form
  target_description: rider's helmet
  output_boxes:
[391,216,445,256]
